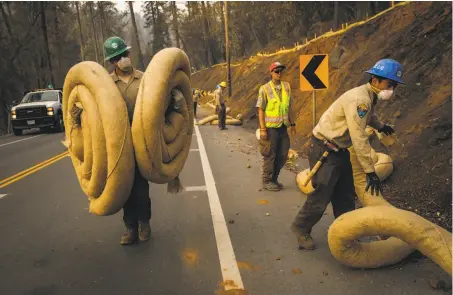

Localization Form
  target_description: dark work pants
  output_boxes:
[123,165,151,229]
[218,103,226,129]
[292,137,356,235]
[260,126,290,183]
[193,102,198,116]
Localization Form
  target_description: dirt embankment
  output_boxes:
[192,2,452,230]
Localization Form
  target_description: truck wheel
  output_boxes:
[13,128,23,136]
[55,114,65,133]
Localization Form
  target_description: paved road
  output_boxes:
[0,108,447,295]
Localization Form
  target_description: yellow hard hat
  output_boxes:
[219,81,227,87]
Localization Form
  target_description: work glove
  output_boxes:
[365,172,382,196]
[378,124,395,136]
[215,105,220,114]
[260,129,268,140]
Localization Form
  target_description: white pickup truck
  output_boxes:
[11,89,64,136]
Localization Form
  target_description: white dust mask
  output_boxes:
[117,57,132,72]
[377,89,394,101]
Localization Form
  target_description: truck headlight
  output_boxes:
[47,107,54,116]
[11,110,16,119]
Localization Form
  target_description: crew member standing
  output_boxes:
[291,59,404,250]
[256,62,296,192]
[215,81,228,130]
[193,88,200,117]
[104,36,151,245]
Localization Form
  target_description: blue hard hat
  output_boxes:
[365,59,405,85]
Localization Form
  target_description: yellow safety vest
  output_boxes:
[263,81,291,128]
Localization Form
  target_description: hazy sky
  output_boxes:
[115,1,187,15]
[115,1,144,13]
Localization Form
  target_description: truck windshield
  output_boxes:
[21,92,58,103]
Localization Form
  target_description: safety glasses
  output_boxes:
[273,69,283,74]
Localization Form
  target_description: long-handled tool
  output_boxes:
[302,151,329,186]
[301,140,339,187]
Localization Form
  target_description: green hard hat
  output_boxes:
[103,36,131,61]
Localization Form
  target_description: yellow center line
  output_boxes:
[0,151,69,188]
[0,151,69,185]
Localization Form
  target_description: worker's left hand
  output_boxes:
[378,124,395,135]
[365,172,382,196]
[290,125,296,136]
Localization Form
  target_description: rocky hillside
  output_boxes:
[191,2,452,230]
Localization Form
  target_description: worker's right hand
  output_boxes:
[260,129,268,140]
[365,172,382,196]
[378,124,395,136]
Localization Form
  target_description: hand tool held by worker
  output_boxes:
[301,151,329,187]
[301,139,339,187]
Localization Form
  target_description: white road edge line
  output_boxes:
[0,194,7,199]
[194,122,244,291]
[184,185,207,192]
[0,135,42,148]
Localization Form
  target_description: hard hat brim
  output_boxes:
[365,70,405,85]
[105,46,132,61]
[270,65,286,72]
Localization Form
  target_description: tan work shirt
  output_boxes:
[256,80,292,110]
[110,69,144,123]
[313,83,384,173]
[214,87,226,106]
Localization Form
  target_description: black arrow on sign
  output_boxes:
[301,55,326,89]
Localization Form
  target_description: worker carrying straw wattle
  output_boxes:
[290,59,404,250]
[104,36,152,246]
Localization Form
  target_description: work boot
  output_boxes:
[263,182,280,192]
[273,180,284,189]
[138,221,151,242]
[297,234,316,250]
[272,175,283,189]
[290,224,315,250]
[120,228,138,245]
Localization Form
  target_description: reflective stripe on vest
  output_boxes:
[263,81,290,128]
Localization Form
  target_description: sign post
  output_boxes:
[313,92,316,127]
[300,54,329,127]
